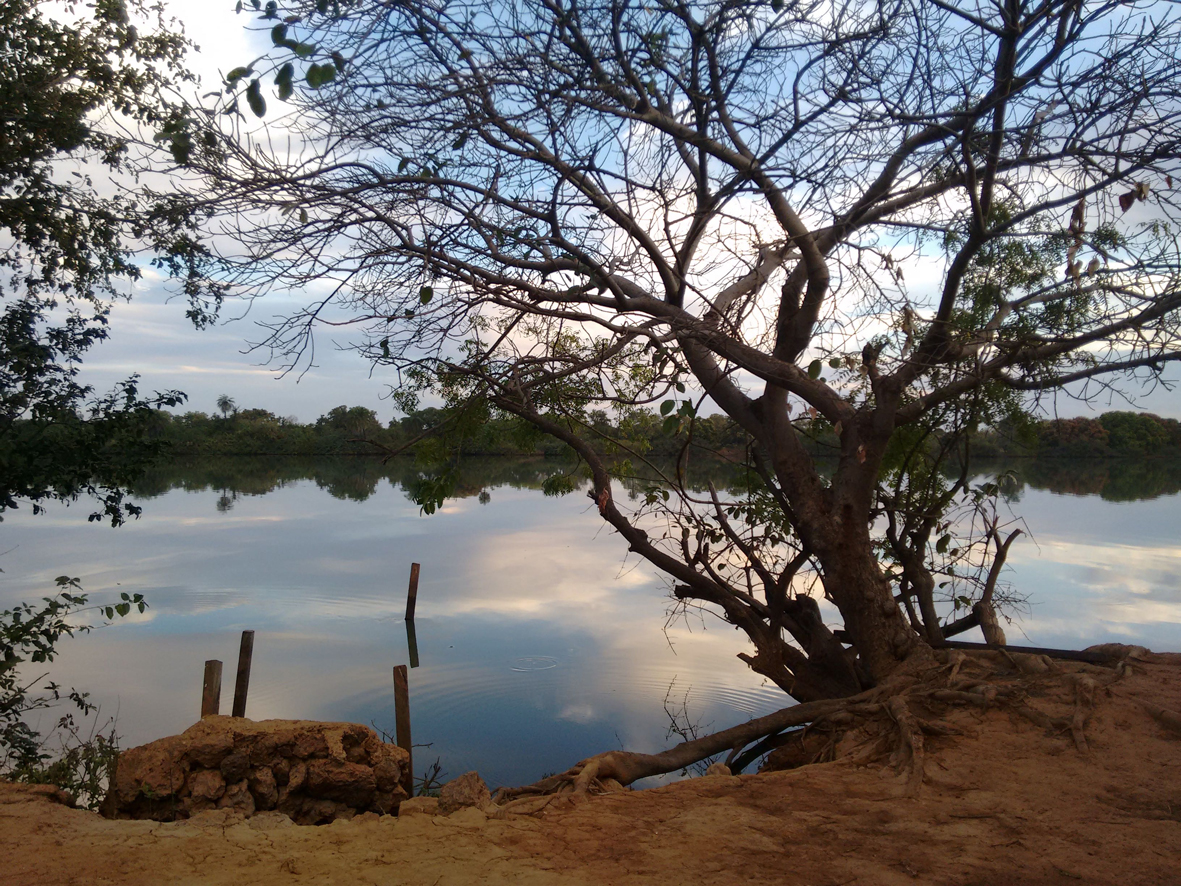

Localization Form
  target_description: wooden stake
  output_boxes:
[405,618,420,669]
[405,562,420,622]
[231,630,255,718]
[201,660,223,718]
[393,665,413,795]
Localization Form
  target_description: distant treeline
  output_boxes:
[148,404,750,459]
[971,411,1181,458]
[148,403,1181,460]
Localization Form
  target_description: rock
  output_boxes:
[373,758,402,793]
[187,770,225,802]
[304,759,375,808]
[218,779,255,815]
[248,767,278,810]
[102,717,410,825]
[219,752,250,783]
[272,757,291,786]
[111,740,188,807]
[287,761,307,792]
[438,772,492,815]
[187,728,235,769]
[398,796,440,816]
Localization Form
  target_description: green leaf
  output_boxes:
[275,62,294,100]
[936,534,951,553]
[316,0,328,12]
[264,1,277,18]
[807,359,822,379]
[419,285,433,304]
[307,62,335,86]
[293,42,317,59]
[675,382,686,393]
[398,157,411,172]
[271,23,287,45]
[226,66,252,83]
[245,79,266,117]
[660,399,675,415]
[829,357,842,369]
[299,207,308,224]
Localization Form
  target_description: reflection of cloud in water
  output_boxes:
[1004,536,1181,649]
[557,704,598,724]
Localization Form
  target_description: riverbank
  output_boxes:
[4,651,1179,885]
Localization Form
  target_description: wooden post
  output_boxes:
[231,630,255,718]
[405,562,420,622]
[392,665,413,795]
[405,618,420,669]
[201,660,223,718]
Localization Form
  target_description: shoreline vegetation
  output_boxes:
[143,404,1181,461]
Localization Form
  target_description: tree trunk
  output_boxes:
[822,547,927,683]
[973,601,1007,646]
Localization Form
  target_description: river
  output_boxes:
[2,456,1178,787]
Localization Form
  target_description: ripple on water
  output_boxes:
[510,655,559,671]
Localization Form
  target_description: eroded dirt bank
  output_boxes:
[3,653,1179,886]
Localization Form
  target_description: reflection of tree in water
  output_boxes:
[130,456,567,503]
[132,455,1181,509]
[971,459,1181,502]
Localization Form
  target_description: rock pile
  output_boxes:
[101,716,410,825]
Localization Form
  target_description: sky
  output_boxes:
[71,1,1181,423]
[70,2,398,423]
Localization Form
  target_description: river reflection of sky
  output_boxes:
[1,463,1179,787]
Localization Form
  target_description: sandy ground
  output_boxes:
[3,653,1179,886]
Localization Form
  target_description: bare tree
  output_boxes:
[170,0,1181,712]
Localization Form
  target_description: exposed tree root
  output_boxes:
[494,695,857,806]
[1135,699,1181,737]
[491,647,1151,815]
[886,697,925,797]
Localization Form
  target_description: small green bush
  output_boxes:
[1,577,145,808]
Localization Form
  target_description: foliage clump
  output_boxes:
[1,577,146,808]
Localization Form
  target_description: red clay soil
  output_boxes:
[3,653,1179,886]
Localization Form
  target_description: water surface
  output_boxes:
[1,457,1178,787]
